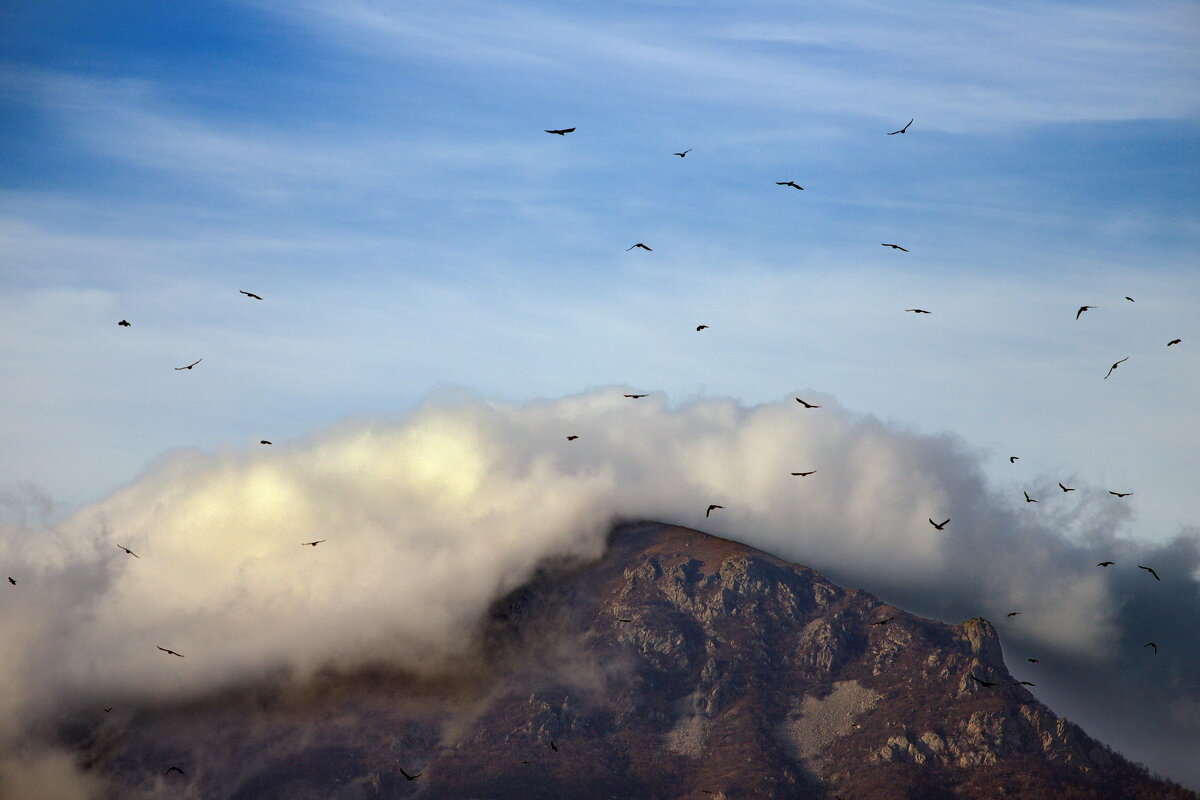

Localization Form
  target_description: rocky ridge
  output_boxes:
[64,522,1195,799]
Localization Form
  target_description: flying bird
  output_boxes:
[696,325,708,331]
[673,149,691,157]
[240,291,263,300]
[301,540,326,547]
[617,618,633,623]
[1138,565,1160,581]
[1168,339,1181,346]
[1010,456,1020,463]
[1006,611,1021,617]
[795,397,820,408]
[1024,491,1038,503]
[1108,491,1133,498]
[260,440,272,445]
[904,308,931,314]
[776,181,804,190]
[1027,658,1039,663]
[1144,642,1157,654]
[1125,296,1134,302]
[6,577,13,585]
[550,740,559,752]
[626,243,652,251]
[399,767,421,781]
[175,358,202,370]
[871,617,896,626]
[566,435,579,441]
[1103,356,1128,379]
[706,504,724,518]
[1097,561,1114,567]
[1076,305,1095,319]
[623,393,647,399]
[156,646,185,657]
[887,118,914,135]
[929,518,949,530]
[104,707,113,713]
[791,471,817,477]
[968,674,999,688]
[1014,680,1037,686]
[118,319,131,327]
[1059,483,1075,492]
[882,243,909,251]
[163,766,186,776]
[116,544,140,558]
[544,128,575,135]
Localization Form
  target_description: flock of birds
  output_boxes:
[4,117,1185,790]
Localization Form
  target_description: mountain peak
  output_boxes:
[64,522,1196,798]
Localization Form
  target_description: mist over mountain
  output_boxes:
[1,391,1197,795]
[5,523,1195,799]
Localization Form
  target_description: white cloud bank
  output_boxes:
[1,390,1197,788]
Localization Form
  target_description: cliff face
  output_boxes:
[71,523,1194,799]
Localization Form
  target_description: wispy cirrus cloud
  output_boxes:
[250,0,1200,129]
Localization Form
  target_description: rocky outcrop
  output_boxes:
[65,522,1195,799]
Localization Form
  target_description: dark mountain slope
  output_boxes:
[68,522,1194,799]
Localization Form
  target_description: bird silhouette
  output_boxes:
[626,243,652,251]
[6,577,14,585]
[706,504,724,518]
[882,243,909,251]
[887,119,914,135]
[617,618,633,623]
[1059,483,1075,492]
[871,617,896,626]
[1103,356,1128,379]
[1144,642,1157,654]
[260,440,272,445]
[1010,456,1020,463]
[301,540,326,547]
[544,128,574,135]
[1125,296,1135,302]
[1109,491,1133,498]
[929,518,950,530]
[566,435,579,441]
[399,767,421,781]
[118,320,131,327]
[776,181,804,190]
[1024,491,1038,503]
[673,149,692,157]
[696,325,708,331]
[157,646,185,657]
[116,544,140,558]
[1168,339,1181,346]
[1007,611,1021,617]
[968,674,999,688]
[791,470,817,477]
[550,740,559,752]
[904,308,931,314]
[104,706,113,712]
[1076,305,1095,319]
[240,291,263,300]
[1097,561,1114,567]
[163,766,186,776]
[1138,565,1160,581]
[1014,680,1037,686]
[795,397,820,408]
[1028,658,1039,663]
[623,394,647,399]
[175,359,202,370]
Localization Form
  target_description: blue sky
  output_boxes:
[3,0,1198,536]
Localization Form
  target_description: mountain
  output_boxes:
[65,522,1194,799]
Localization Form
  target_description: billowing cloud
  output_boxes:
[1,390,1197,789]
